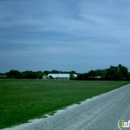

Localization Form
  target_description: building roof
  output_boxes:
[73,74,77,77]
[47,73,70,78]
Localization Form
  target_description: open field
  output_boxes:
[0,79,129,129]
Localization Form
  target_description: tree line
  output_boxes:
[0,70,76,79]
[0,64,130,80]
[76,64,130,80]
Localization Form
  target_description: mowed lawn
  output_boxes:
[0,79,129,129]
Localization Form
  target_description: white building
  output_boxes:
[44,73,77,79]
[47,74,70,79]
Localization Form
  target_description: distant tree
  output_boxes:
[128,72,130,80]
[76,74,84,80]
[88,70,96,79]
[70,71,76,74]
[118,64,129,80]
[6,70,21,78]
[51,70,59,73]
[43,70,50,75]
[84,73,88,79]
[0,73,4,75]
[69,73,74,80]
[100,69,107,79]
[21,71,37,79]
[36,71,43,79]
[105,64,129,80]
[76,73,88,80]
[106,66,119,80]
[87,69,106,79]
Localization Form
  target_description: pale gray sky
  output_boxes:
[0,0,130,72]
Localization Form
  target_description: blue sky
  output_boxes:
[0,0,130,73]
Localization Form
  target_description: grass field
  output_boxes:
[0,79,129,129]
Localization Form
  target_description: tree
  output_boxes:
[105,64,129,80]
[36,71,43,79]
[128,72,130,79]
[21,71,37,79]
[87,69,106,79]
[88,70,96,79]
[70,70,76,74]
[118,64,129,80]
[69,73,74,80]
[76,73,88,80]
[6,70,21,78]
[51,70,59,73]
[43,70,50,75]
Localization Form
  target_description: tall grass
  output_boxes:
[0,79,129,129]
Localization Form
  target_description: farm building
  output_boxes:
[43,73,77,79]
[0,75,7,78]
[47,74,70,79]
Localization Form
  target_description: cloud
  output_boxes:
[1,0,130,72]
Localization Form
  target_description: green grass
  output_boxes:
[0,79,129,129]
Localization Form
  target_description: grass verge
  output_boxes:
[0,79,129,129]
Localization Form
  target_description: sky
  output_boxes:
[0,0,130,73]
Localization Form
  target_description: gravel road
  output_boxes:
[3,84,130,130]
